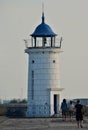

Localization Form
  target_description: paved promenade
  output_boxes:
[0,116,88,130]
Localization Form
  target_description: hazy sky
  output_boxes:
[0,0,88,100]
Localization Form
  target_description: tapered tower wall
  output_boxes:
[26,48,62,117]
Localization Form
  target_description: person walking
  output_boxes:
[61,99,67,121]
[68,100,75,121]
[75,99,83,128]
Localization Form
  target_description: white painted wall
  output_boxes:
[25,48,63,117]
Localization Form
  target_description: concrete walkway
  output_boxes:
[0,116,88,130]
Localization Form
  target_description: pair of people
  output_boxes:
[61,99,74,121]
[61,99,83,128]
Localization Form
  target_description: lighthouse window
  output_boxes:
[32,70,34,78]
[31,70,34,99]
[32,60,34,63]
[53,60,55,63]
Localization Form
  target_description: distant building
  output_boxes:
[73,98,88,106]
[3,100,10,104]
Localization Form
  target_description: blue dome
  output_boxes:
[31,23,57,37]
[31,13,57,37]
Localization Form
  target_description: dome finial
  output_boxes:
[42,2,45,23]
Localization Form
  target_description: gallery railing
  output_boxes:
[23,37,63,48]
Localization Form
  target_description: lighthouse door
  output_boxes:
[54,95,58,114]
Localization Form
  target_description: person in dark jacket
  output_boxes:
[61,99,67,121]
[75,99,83,128]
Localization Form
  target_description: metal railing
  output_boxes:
[23,37,63,48]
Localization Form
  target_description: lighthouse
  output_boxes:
[25,11,63,117]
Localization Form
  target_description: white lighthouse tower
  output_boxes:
[25,11,63,117]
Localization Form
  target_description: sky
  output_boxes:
[0,0,88,100]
